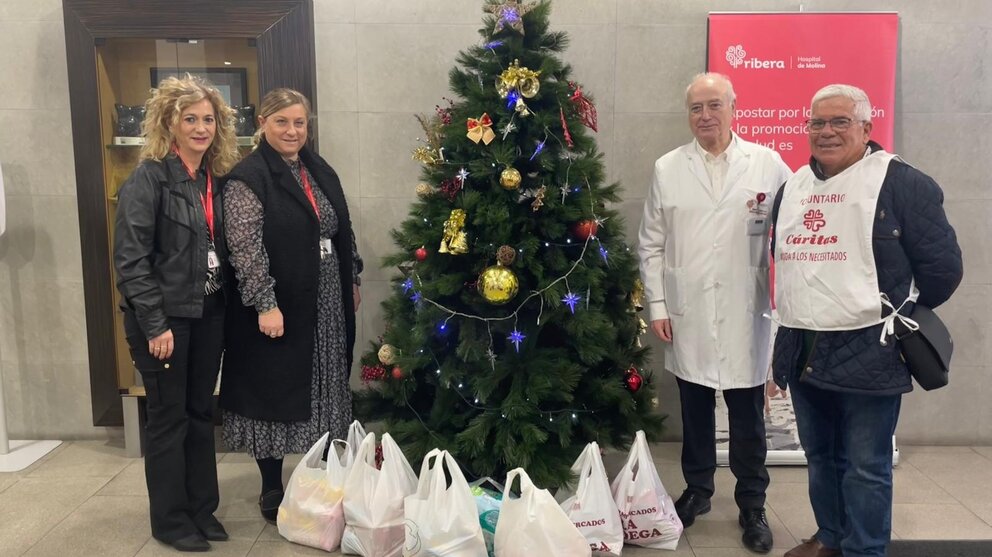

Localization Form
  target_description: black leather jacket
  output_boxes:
[114,155,227,339]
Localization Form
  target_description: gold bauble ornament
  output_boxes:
[415,183,434,198]
[477,263,519,305]
[377,344,397,365]
[500,167,522,190]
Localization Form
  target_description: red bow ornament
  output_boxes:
[466,113,496,145]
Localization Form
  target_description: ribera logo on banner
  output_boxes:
[724,44,786,69]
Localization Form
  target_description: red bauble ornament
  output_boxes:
[391,366,404,379]
[572,219,599,240]
[414,246,428,261]
[625,370,643,393]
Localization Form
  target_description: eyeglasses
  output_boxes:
[805,117,863,132]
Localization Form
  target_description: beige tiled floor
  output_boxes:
[2,441,992,556]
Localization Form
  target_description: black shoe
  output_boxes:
[259,489,284,524]
[197,516,229,542]
[674,491,711,528]
[739,508,773,554]
[167,533,210,552]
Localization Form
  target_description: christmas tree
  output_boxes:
[355,0,664,489]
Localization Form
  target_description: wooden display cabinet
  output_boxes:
[62,0,318,431]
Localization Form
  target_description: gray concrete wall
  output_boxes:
[0,0,987,443]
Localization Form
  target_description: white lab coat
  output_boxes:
[637,136,792,389]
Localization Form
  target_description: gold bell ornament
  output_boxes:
[439,209,469,255]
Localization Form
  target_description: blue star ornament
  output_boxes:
[507,329,526,352]
[562,292,582,314]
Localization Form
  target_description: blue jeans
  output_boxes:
[789,376,902,557]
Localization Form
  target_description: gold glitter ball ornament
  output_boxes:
[477,263,519,305]
[500,167,522,190]
[377,344,397,365]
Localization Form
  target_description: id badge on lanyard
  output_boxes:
[301,167,330,260]
[207,242,220,269]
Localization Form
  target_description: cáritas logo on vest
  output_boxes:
[785,233,838,245]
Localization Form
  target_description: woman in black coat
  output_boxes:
[220,88,363,522]
[114,75,239,552]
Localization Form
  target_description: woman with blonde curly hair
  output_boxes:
[114,75,239,552]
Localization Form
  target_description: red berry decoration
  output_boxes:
[571,219,599,240]
[414,246,428,262]
[391,366,404,379]
[360,364,387,385]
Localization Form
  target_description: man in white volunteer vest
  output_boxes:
[771,84,962,557]
[638,73,792,554]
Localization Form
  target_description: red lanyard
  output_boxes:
[173,147,215,240]
[300,166,320,220]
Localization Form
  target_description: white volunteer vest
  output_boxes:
[774,149,916,335]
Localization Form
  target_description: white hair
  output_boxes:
[685,72,737,107]
[812,84,872,122]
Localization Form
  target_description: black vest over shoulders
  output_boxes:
[219,139,356,422]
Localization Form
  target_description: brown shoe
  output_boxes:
[784,536,840,557]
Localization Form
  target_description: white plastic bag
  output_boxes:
[277,432,352,551]
[494,468,591,557]
[556,442,624,556]
[342,432,418,557]
[347,420,368,460]
[403,449,486,556]
[610,430,683,550]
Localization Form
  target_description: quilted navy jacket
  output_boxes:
[770,142,963,395]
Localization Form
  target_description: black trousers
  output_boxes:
[676,376,769,510]
[124,292,224,543]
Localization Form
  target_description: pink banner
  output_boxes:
[707,13,898,170]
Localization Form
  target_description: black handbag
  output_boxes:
[895,304,953,391]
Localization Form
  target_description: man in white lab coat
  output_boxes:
[638,73,792,554]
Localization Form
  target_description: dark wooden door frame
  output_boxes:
[62,0,317,426]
